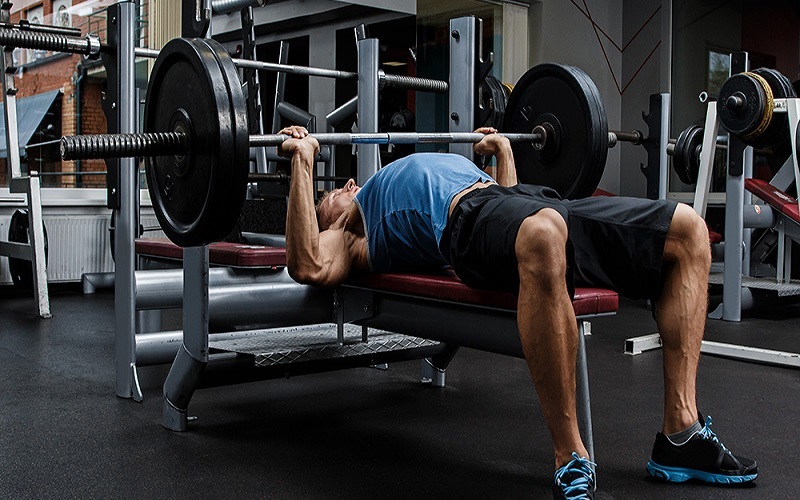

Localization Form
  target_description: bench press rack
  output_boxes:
[104,7,620,458]
[627,51,800,368]
[148,240,616,462]
[109,9,482,400]
[0,3,59,318]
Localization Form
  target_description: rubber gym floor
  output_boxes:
[0,284,797,499]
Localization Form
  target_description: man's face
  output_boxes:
[320,178,360,228]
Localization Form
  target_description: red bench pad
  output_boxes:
[136,239,618,315]
[135,239,287,267]
[745,178,800,223]
[347,271,618,316]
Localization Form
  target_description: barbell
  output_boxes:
[0,28,101,58]
[58,38,666,247]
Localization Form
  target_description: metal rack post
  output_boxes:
[0,4,51,318]
[356,38,379,183]
[110,1,141,400]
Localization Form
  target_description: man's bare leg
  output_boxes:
[655,203,711,433]
[515,208,588,468]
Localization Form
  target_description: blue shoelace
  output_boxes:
[697,415,730,453]
[554,452,596,499]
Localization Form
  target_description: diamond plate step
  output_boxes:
[211,323,440,367]
[708,273,800,296]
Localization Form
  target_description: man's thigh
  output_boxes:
[564,196,678,299]
[449,184,570,291]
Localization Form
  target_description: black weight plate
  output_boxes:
[672,125,703,185]
[749,68,795,150]
[198,38,250,245]
[144,38,247,247]
[717,73,767,138]
[8,209,48,289]
[567,64,609,196]
[503,64,607,199]
[478,76,507,129]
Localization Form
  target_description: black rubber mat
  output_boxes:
[0,287,796,498]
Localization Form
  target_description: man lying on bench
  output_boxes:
[279,125,757,499]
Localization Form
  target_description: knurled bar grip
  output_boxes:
[134,47,449,93]
[60,131,542,160]
[60,133,186,160]
[0,28,100,56]
[381,73,449,93]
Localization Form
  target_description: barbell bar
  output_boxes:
[133,47,449,94]
[211,0,266,15]
[0,28,101,58]
[60,126,660,162]
[60,131,545,161]
[0,25,446,94]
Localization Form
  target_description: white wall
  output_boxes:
[529,0,624,194]
[619,0,666,196]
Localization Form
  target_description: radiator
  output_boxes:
[0,214,162,284]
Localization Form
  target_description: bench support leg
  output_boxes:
[575,320,594,461]
[421,344,460,387]
[163,245,209,431]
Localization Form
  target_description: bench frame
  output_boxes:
[155,245,617,462]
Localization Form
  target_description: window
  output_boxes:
[55,3,71,28]
[25,6,45,64]
[706,48,730,98]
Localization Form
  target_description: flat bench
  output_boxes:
[744,178,800,286]
[137,238,618,454]
[745,178,800,223]
[135,238,618,320]
[136,239,287,268]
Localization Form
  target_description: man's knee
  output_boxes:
[515,208,569,282]
[666,204,711,268]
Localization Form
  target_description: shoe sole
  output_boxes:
[646,460,757,484]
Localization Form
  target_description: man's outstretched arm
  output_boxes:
[473,127,518,187]
[282,127,354,287]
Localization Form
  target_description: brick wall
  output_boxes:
[1,0,110,188]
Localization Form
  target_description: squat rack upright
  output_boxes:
[100,1,486,400]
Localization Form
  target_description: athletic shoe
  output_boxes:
[553,452,596,499]
[646,415,758,484]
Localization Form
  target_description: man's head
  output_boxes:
[316,178,360,231]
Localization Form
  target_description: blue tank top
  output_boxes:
[354,153,494,272]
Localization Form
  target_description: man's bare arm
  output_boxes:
[473,127,518,187]
[282,127,353,286]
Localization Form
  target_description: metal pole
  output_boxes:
[240,5,267,175]
[267,41,289,174]
[60,131,542,160]
[449,17,477,159]
[718,52,749,322]
[692,102,720,219]
[113,1,140,400]
[357,38,380,183]
[133,47,449,93]
[162,245,210,431]
[325,96,358,192]
[26,174,50,318]
[0,6,50,318]
[658,93,671,200]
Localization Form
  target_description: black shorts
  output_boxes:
[440,184,678,300]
